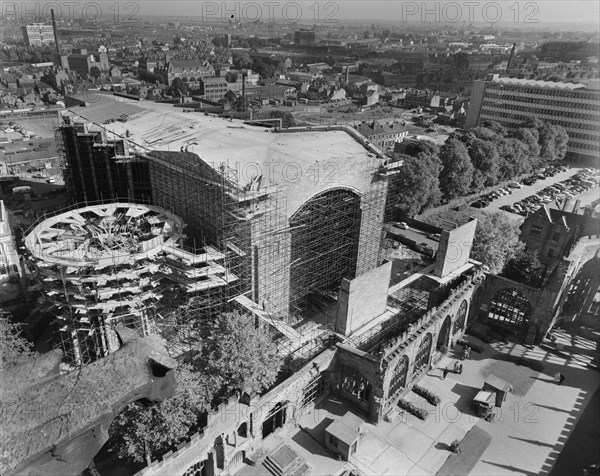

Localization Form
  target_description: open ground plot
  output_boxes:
[234,328,599,476]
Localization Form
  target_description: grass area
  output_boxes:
[550,386,600,476]
[436,426,492,476]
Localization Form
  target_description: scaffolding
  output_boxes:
[24,202,236,367]
[54,115,391,366]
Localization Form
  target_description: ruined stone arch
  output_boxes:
[388,355,409,398]
[436,315,452,351]
[454,300,468,333]
[413,332,432,375]
[488,288,532,330]
[468,287,483,324]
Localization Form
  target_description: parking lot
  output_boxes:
[470,165,599,221]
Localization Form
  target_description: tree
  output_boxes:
[439,139,474,199]
[41,69,57,90]
[0,312,37,371]
[503,248,545,287]
[471,212,525,274]
[388,153,442,217]
[225,71,239,83]
[453,52,469,71]
[498,137,531,180]
[511,127,541,166]
[403,140,440,159]
[109,363,217,464]
[212,36,222,48]
[171,77,188,95]
[269,110,295,128]
[522,118,569,163]
[89,66,101,79]
[252,59,275,79]
[480,120,507,137]
[233,51,253,69]
[467,138,500,188]
[469,126,503,144]
[200,311,282,396]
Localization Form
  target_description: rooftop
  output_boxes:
[25,202,183,267]
[490,76,589,90]
[65,96,382,216]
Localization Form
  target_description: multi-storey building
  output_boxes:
[354,120,409,150]
[22,23,55,47]
[167,61,215,84]
[65,50,110,77]
[294,29,315,45]
[200,77,229,100]
[465,74,600,161]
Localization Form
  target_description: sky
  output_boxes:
[8,1,600,28]
[130,0,600,26]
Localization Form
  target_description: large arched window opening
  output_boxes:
[469,287,483,324]
[262,401,288,439]
[389,356,408,398]
[436,315,452,352]
[488,288,532,329]
[340,365,372,403]
[289,188,361,313]
[413,333,432,374]
[454,300,468,333]
[563,257,600,315]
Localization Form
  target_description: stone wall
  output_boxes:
[379,272,484,417]
[135,349,337,476]
[336,261,392,336]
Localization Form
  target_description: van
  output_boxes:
[12,185,32,194]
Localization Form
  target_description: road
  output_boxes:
[476,165,597,222]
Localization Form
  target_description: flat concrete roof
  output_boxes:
[66,95,382,217]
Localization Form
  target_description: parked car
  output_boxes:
[508,181,522,189]
[471,201,485,208]
[428,233,441,241]
[46,177,56,183]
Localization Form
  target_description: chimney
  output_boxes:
[241,70,246,112]
[51,9,60,54]
[506,43,516,72]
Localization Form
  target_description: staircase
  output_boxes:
[261,445,310,476]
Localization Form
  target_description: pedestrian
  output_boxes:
[442,368,447,379]
[559,373,565,386]
[454,361,459,373]
[458,363,463,374]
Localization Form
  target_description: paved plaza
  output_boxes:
[261,328,599,476]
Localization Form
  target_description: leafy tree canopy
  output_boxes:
[471,212,525,273]
[199,311,282,396]
[388,152,442,217]
[109,363,218,464]
[110,311,281,464]
[0,312,37,371]
[439,138,474,199]
[269,110,296,128]
[502,248,546,287]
